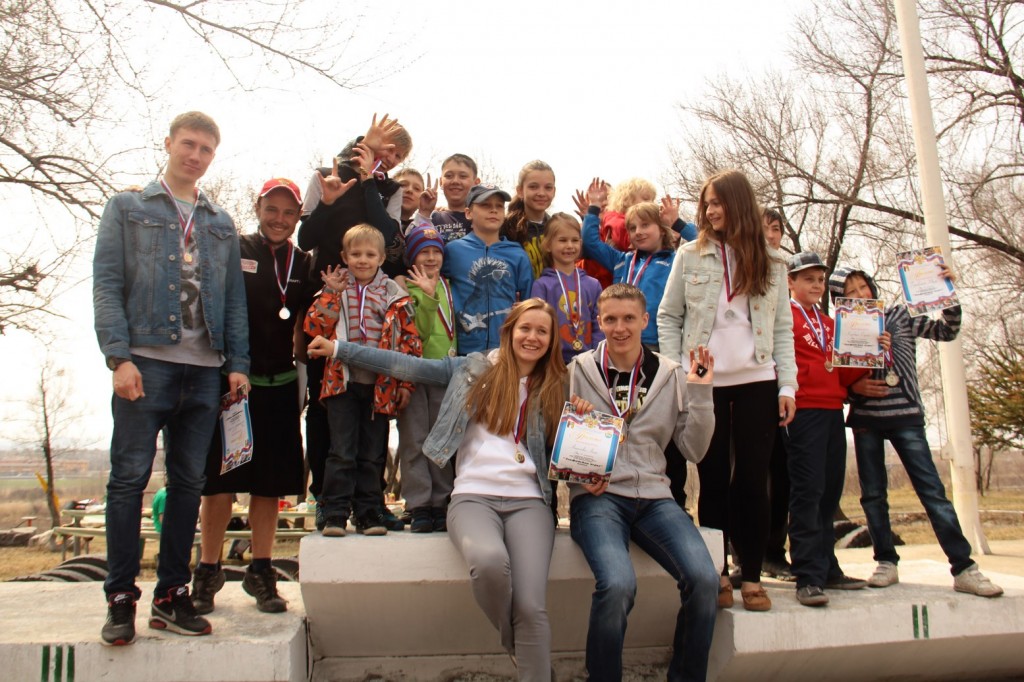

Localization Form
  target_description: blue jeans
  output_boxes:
[570,494,718,682]
[104,356,221,599]
[853,426,973,575]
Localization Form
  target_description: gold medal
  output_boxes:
[448,348,457,357]
[572,339,584,351]
[885,371,899,387]
[515,451,525,464]
[183,252,193,264]
[824,360,833,372]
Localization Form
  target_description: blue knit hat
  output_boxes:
[405,225,445,265]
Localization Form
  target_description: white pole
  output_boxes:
[893,0,989,553]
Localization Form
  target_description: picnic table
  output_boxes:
[56,507,315,561]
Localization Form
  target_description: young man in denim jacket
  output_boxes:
[93,111,250,645]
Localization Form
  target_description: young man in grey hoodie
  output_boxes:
[567,283,718,682]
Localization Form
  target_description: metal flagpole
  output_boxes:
[892,0,989,553]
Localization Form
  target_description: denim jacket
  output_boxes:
[657,239,796,391]
[93,181,250,374]
[331,341,554,504]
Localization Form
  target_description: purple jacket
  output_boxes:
[531,267,605,364]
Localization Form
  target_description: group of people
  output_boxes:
[93,111,1001,681]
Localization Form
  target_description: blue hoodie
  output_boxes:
[442,232,534,354]
[582,206,675,347]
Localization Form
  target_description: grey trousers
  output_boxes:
[397,382,454,509]
[447,494,555,682]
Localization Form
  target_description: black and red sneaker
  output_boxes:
[149,585,212,636]
[101,592,136,646]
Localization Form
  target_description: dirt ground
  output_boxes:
[3,456,1023,581]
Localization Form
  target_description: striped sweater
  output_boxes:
[846,303,961,429]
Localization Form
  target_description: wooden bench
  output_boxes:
[52,526,310,562]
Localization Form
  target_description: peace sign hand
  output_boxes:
[419,173,439,215]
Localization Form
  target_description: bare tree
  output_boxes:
[0,0,389,334]
[18,355,95,549]
[669,0,1024,306]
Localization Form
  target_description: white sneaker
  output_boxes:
[953,563,1003,598]
[868,561,899,588]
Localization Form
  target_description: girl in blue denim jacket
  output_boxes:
[657,169,797,613]
[309,299,587,681]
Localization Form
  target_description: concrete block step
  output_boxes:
[0,582,307,682]
[300,527,724,661]
[708,559,1024,681]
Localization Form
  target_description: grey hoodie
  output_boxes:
[567,344,715,501]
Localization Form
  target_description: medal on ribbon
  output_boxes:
[355,282,369,343]
[160,178,199,265]
[267,237,296,321]
[792,299,833,372]
[601,344,642,441]
[884,349,899,386]
[437,277,456,350]
[557,269,584,351]
[513,383,530,463]
[626,252,652,287]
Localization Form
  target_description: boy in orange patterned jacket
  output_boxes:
[304,224,422,537]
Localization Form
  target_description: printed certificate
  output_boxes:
[219,391,254,475]
[897,246,958,317]
[832,298,885,368]
[548,402,622,484]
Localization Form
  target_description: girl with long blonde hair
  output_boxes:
[309,298,582,681]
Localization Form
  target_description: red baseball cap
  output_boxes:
[259,177,302,205]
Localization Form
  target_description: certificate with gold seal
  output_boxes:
[832,297,885,368]
[897,246,959,317]
[219,391,254,475]
[548,402,622,484]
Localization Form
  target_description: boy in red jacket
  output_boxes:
[785,253,881,606]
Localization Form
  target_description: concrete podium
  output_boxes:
[300,527,725,680]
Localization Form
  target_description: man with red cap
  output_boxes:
[192,177,320,615]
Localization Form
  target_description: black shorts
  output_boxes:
[203,379,305,497]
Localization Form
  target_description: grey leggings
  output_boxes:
[447,494,555,682]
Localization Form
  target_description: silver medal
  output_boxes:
[885,371,899,387]
[279,307,291,320]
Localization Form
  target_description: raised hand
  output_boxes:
[362,112,401,155]
[586,177,610,208]
[321,264,349,292]
[317,157,357,206]
[406,264,438,297]
[660,196,681,227]
[687,345,714,384]
[419,172,439,215]
[572,188,589,219]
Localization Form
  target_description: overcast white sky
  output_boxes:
[1,0,813,448]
